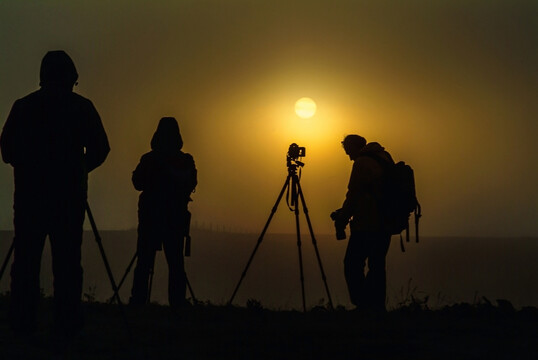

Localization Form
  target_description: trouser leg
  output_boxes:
[162,235,185,307]
[49,205,85,333]
[9,230,46,332]
[130,236,156,305]
[344,232,368,307]
[364,233,391,311]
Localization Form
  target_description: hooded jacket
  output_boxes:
[0,51,109,206]
[133,118,197,246]
[341,142,394,232]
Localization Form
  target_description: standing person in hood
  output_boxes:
[331,134,394,312]
[130,117,197,308]
[0,50,110,335]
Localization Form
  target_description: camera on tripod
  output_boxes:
[287,143,306,168]
[229,142,334,311]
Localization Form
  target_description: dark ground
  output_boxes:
[0,294,537,360]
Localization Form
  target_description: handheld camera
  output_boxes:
[330,209,348,240]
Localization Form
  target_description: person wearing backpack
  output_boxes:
[331,134,394,313]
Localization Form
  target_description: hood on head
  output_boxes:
[151,117,183,153]
[40,50,78,89]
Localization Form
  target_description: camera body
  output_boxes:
[287,143,305,160]
[330,209,348,240]
[286,143,306,169]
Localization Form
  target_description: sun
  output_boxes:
[294,97,317,119]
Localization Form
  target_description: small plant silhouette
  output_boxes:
[395,278,429,310]
[246,298,263,311]
[83,285,97,303]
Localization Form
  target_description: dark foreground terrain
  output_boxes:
[0,295,537,360]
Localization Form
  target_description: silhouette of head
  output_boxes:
[40,50,78,89]
[342,134,367,160]
[151,117,183,154]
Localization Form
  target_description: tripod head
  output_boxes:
[286,143,305,174]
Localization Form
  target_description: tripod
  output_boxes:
[0,202,125,303]
[0,202,133,339]
[228,150,333,312]
[82,202,138,355]
[111,210,197,305]
[0,240,14,284]
[110,250,197,304]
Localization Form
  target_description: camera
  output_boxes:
[330,209,348,240]
[287,143,305,160]
[286,143,306,169]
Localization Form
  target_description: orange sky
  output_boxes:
[0,1,536,236]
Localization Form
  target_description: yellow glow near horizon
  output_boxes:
[295,97,317,119]
[269,97,343,156]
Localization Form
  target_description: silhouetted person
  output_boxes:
[332,135,394,312]
[0,50,110,334]
[130,117,197,308]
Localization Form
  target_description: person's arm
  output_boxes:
[340,157,377,219]
[0,100,22,166]
[181,154,197,195]
[132,154,151,191]
[160,153,197,195]
[171,154,197,201]
[84,100,110,173]
[340,161,361,219]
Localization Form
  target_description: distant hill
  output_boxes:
[1,230,537,309]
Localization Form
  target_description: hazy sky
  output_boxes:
[1,0,536,237]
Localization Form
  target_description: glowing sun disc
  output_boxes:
[295,97,317,119]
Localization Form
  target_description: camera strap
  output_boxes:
[286,178,295,211]
[286,168,302,212]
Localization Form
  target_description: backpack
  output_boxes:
[362,153,422,252]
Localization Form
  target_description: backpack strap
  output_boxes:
[414,202,422,243]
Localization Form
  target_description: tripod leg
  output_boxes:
[85,201,140,353]
[108,251,138,304]
[297,181,334,309]
[293,176,307,312]
[185,272,197,303]
[85,202,124,305]
[0,239,14,283]
[228,175,291,305]
[147,252,156,304]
